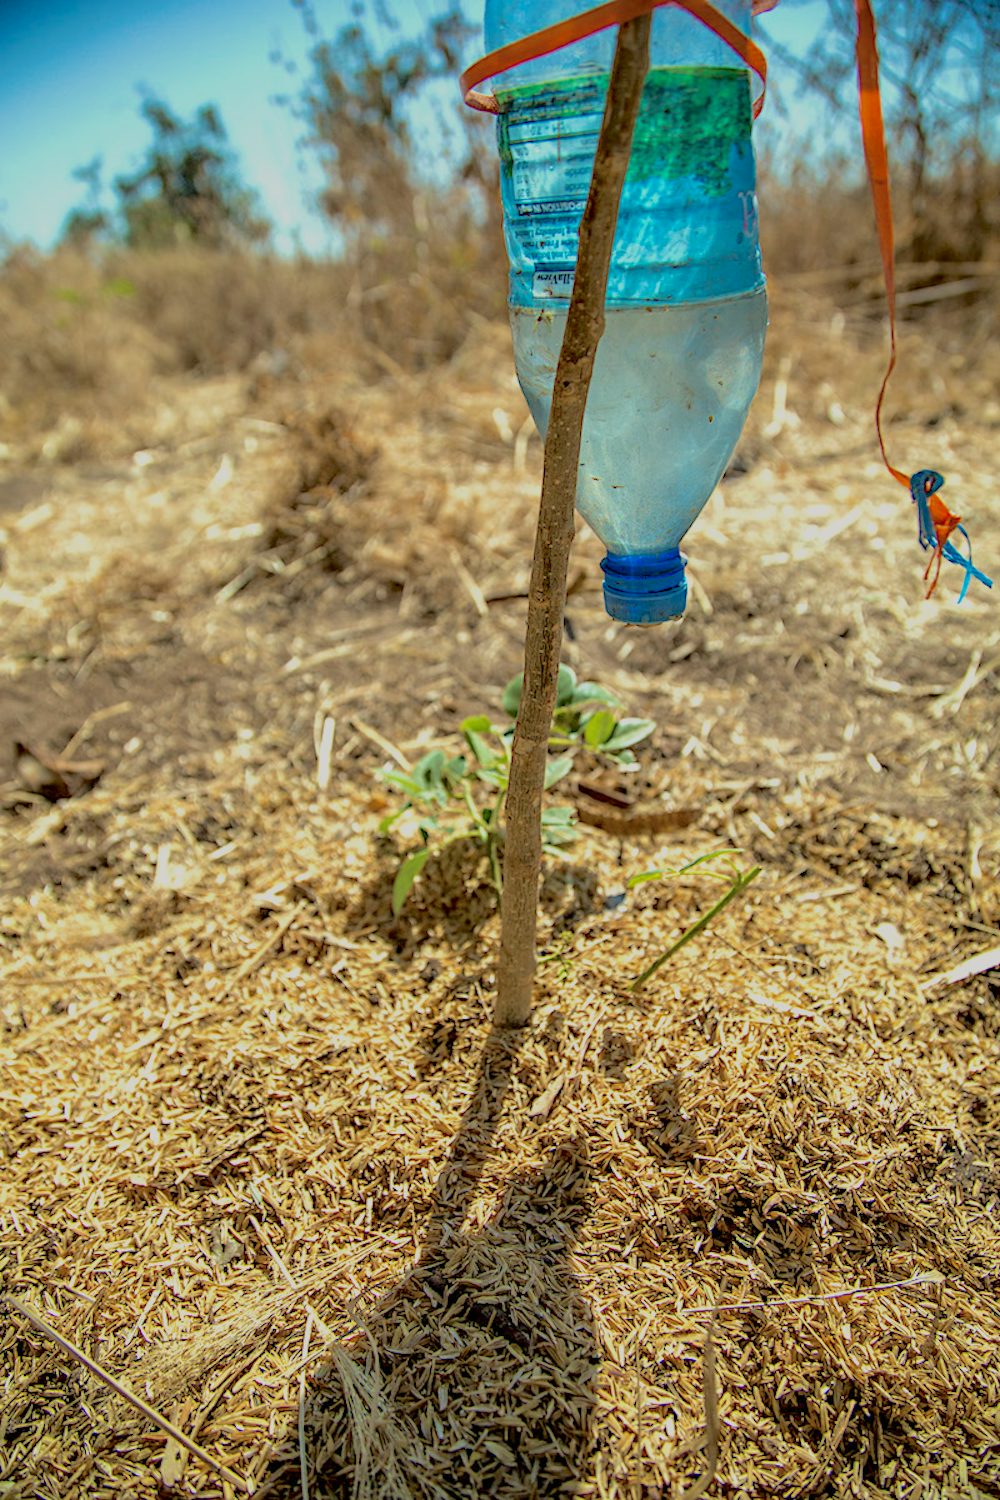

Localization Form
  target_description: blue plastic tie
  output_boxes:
[941,528,992,605]
[910,470,992,604]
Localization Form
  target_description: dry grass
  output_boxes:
[3,153,994,466]
[1,770,998,1496]
[757,153,1000,280]
[0,222,505,462]
[1,271,998,1498]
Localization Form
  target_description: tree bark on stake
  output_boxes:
[494,15,651,1029]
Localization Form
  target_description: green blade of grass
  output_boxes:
[630,866,761,991]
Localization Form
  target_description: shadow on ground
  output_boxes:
[261,1031,601,1498]
[346,839,601,960]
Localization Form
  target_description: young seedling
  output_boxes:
[628,849,761,990]
[378,665,654,914]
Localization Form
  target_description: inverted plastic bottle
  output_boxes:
[485,0,767,623]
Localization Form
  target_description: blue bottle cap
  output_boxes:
[600,548,688,624]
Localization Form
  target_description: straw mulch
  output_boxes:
[1,297,998,1499]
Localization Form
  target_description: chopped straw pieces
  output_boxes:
[2,311,999,1498]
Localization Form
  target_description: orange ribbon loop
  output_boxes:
[854,0,990,602]
[461,0,768,118]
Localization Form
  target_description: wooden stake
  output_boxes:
[494,15,651,1028]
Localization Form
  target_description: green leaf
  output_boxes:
[541,805,576,824]
[570,681,621,708]
[603,718,655,752]
[543,755,574,790]
[475,766,508,789]
[391,849,431,916]
[412,749,446,788]
[627,850,743,889]
[677,848,742,876]
[502,673,523,717]
[583,708,617,748]
[503,664,576,716]
[378,808,407,835]
[444,755,468,786]
[461,716,496,768]
[555,663,578,706]
[466,733,495,768]
[379,769,423,800]
[541,804,578,847]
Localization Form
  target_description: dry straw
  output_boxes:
[5,1294,252,1494]
[1,273,998,1498]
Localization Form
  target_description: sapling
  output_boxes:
[494,15,651,1027]
[378,665,654,914]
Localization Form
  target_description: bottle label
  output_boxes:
[498,66,764,308]
[533,267,577,298]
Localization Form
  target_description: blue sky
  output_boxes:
[0,0,834,254]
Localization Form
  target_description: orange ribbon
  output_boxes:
[461,0,768,117]
[855,0,975,598]
[854,0,909,490]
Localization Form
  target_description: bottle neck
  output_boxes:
[601,548,688,624]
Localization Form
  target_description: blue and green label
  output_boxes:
[497,66,764,307]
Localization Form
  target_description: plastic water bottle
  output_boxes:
[485,0,767,623]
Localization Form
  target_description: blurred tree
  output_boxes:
[114,97,271,249]
[60,157,111,248]
[62,97,271,250]
[285,1,484,243]
[279,1,503,363]
[768,0,998,263]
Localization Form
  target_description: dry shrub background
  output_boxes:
[2,134,996,458]
[0,230,506,457]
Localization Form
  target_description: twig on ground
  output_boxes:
[679,1320,719,1500]
[919,945,1000,993]
[5,1294,253,1495]
[688,1271,942,1316]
